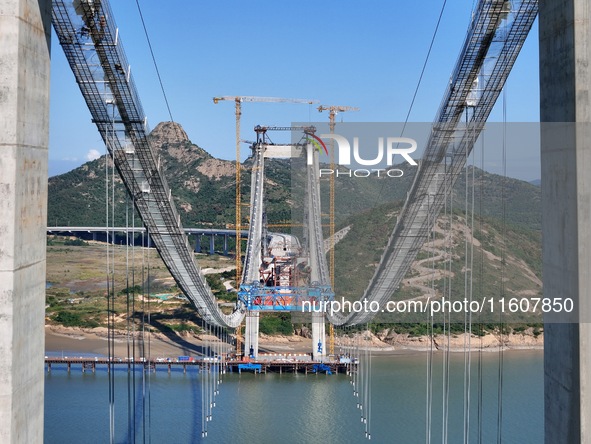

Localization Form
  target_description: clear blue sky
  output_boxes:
[49,0,541,180]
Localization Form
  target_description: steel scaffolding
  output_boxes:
[327,0,538,326]
[52,0,245,328]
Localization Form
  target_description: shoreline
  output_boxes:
[45,325,543,358]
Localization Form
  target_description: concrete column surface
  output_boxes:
[244,312,259,358]
[540,0,591,443]
[312,312,326,361]
[0,0,51,442]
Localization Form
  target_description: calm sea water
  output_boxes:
[44,351,543,444]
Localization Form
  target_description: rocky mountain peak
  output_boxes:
[149,121,190,146]
[149,121,212,165]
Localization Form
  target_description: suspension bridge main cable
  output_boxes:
[131,12,210,429]
[133,0,175,124]
[371,0,449,209]
[401,0,448,130]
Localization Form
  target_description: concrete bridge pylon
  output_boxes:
[540,0,591,442]
[0,0,51,441]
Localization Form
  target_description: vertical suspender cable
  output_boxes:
[426,306,434,444]
[202,317,208,438]
[105,110,112,444]
[217,325,220,397]
[477,131,485,444]
[139,227,145,442]
[441,154,448,444]
[210,323,213,422]
[106,102,116,444]
[141,222,152,443]
[467,110,476,443]
[357,327,361,405]
[142,223,151,443]
[496,85,507,444]
[125,192,133,442]
[353,325,358,419]
[463,109,470,444]
[354,327,359,407]
[111,115,117,443]
[367,327,372,440]
[208,323,212,424]
[212,324,216,411]
[445,143,454,444]
[464,105,476,444]
[205,322,209,431]
[218,326,222,393]
[213,325,217,411]
[140,225,147,443]
[201,322,206,438]
[442,152,452,444]
[362,326,367,438]
[216,325,220,399]
[426,184,435,444]
[146,229,152,442]
[364,324,369,438]
[141,207,146,443]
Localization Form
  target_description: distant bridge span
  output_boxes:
[47,226,249,237]
[49,226,247,255]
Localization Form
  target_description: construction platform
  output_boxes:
[44,356,355,375]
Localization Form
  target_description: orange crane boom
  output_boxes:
[317,104,359,355]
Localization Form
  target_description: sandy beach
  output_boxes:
[45,325,317,358]
[45,325,542,359]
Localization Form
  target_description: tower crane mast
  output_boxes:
[317,104,359,355]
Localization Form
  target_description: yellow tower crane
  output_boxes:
[317,104,359,356]
[212,95,318,355]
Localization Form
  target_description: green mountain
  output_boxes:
[334,200,542,322]
[48,122,414,229]
[48,121,541,233]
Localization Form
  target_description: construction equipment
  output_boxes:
[213,96,318,355]
[213,96,318,285]
[253,125,317,135]
[317,105,359,355]
[317,105,360,120]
